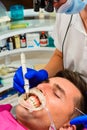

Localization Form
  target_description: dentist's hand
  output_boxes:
[13,67,48,93]
[70,115,87,128]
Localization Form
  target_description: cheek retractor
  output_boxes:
[18,88,46,112]
[21,52,29,99]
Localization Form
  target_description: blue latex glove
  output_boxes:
[70,115,87,128]
[13,67,48,93]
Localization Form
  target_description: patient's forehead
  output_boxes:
[49,77,72,86]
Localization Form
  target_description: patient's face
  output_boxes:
[16,77,81,130]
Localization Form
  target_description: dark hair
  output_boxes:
[55,69,87,130]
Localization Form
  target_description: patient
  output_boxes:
[0,69,87,130]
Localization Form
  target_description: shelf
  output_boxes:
[0,93,19,107]
[0,47,55,58]
[8,8,55,18]
[0,9,56,93]
[0,11,55,40]
[0,26,53,40]
[0,47,55,92]
[0,85,13,93]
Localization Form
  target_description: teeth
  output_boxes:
[18,88,46,112]
[26,94,41,108]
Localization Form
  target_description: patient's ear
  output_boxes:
[59,124,76,130]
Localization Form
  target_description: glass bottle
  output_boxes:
[40,31,48,47]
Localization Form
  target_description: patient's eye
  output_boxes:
[54,92,60,98]
[53,88,61,98]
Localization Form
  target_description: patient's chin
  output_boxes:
[15,104,28,117]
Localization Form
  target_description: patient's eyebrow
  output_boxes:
[54,83,66,96]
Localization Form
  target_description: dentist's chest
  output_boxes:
[63,25,87,70]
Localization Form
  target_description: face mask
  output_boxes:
[57,0,87,14]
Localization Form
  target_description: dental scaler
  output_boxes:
[21,52,29,99]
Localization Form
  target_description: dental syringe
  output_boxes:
[21,52,29,99]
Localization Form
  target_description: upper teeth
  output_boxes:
[26,94,41,108]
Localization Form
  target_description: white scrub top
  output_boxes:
[52,13,87,82]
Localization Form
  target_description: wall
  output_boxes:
[0,0,33,11]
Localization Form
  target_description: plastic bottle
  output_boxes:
[14,35,20,49]
[40,31,48,47]
[7,37,14,50]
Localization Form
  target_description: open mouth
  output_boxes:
[18,88,46,112]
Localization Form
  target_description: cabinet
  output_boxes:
[0,9,56,106]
